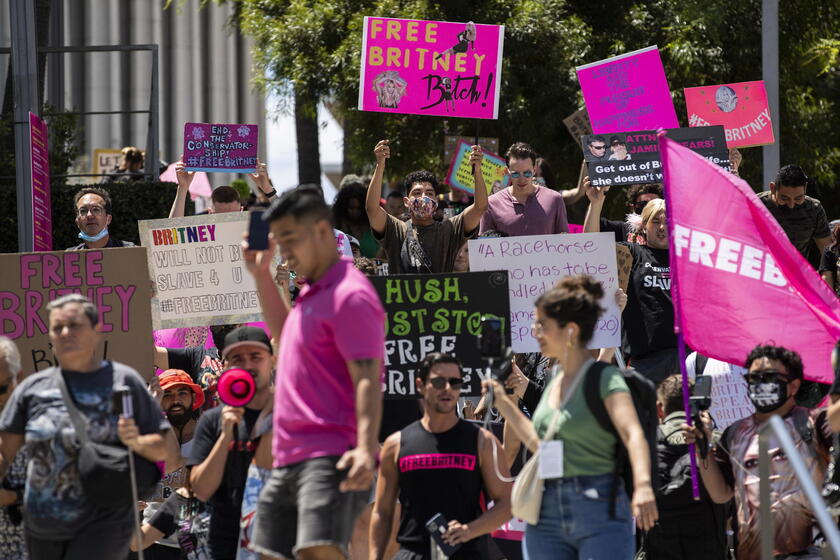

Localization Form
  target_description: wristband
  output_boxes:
[264,189,277,197]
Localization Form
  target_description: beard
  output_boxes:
[167,405,193,428]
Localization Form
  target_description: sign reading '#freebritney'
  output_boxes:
[183,122,258,173]
[358,17,504,119]
[684,81,775,148]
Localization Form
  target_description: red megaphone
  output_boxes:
[217,368,256,407]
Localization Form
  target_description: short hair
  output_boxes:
[386,191,404,201]
[211,186,241,205]
[263,184,332,224]
[505,142,538,166]
[657,374,692,416]
[0,336,22,378]
[418,352,462,383]
[641,198,666,227]
[47,294,98,327]
[588,135,606,146]
[353,257,378,276]
[626,183,663,206]
[403,170,439,195]
[339,174,365,190]
[774,165,808,189]
[535,275,604,345]
[73,187,113,215]
[745,344,804,381]
[121,146,144,164]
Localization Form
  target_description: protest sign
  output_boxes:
[138,213,262,329]
[358,17,504,119]
[686,355,753,430]
[443,135,499,165]
[370,272,510,398]
[562,107,593,141]
[581,126,729,187]
[577,46,679,134]
[0,247,154,378]
[183,122,258,173]
[468,233,621,353]
[29,113,52,251]
[446,140,510,195]
[684,81,775,148]
[93,148,123,176]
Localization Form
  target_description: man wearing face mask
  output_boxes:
[683,345,831,560]
[67,187,136,250]
[366,140,488,274]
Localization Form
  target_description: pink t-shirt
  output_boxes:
[272,257,385,468]
[479,186,569,236]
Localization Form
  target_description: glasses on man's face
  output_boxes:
[590,144,606,151]
[509,171,534,179]
[745,369,792,384]
[428,376,463,390]
[77,205,105,217]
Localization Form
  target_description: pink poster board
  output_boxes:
[183,122,258,173]
[684,80,774,148]
[358,17,504,119]
[576,46,678,134]
[29,113,52,251]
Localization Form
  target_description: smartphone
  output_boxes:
[690,375,713,413]
[248,209,270,251]
[425,513,461,557]
[478,316,504,359]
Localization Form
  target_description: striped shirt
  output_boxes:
[757,191,829,258]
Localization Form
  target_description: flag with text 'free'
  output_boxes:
[659,134,840,384]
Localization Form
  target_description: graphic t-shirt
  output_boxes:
[149,492,211,560]
[757,191,830,259]
[376,213,474,274]
[0,362,168,539]
[167,346,223,393]
[620,242,675,358]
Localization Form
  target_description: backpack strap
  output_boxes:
[583,361,614,434]
[695,353,709,377]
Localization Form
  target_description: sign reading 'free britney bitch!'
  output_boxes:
[358,17,504,119]
[183,122,258,173]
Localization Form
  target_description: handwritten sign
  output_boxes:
[562,107,593,141]
[183,122,258,173]
[0,248,154,378]
[444,135,499,166]
[577,46,678,134]
[358,17,504,119]
[468,233,620,353]
[29,113,52,251]
[581,126,729,187]
[369,272,510,398]
[138,213,263,329]
[446,140,510,195]
[685,81,775,148]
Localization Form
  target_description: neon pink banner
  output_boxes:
[577,46,679,134]
[183,122,258,173]
[684,81,774,148]
[660,134,840,384]
[358,17,504,119]
[29,113,52,251]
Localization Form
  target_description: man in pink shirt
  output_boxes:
[479,142,570,236]
[244,185,385,560]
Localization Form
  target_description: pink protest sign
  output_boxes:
[358,17,504,119]
[684,81,774,148]
[183,122,258,173]
[29,113,52,251]
[577,46,679,134]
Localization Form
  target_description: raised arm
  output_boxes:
[367,140,391,234]
[247,159,278,202]
[460,146,489,232]
[561,160,589,205]
[583,181,607,233]
[169,157,194,218]
[243,235,290,341]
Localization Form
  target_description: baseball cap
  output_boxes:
[158,369,205,410]
[221,326,272,360]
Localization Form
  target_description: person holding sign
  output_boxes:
[366,140,488,274]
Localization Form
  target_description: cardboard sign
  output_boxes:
[183,122,258,173]
[0,247,155,378]
[562,107,593,141]
[581,126,729,187]
[446,140,510,195]
[370,272,510,398]
[29,113,52,251]
[684,81,775,148]
[358,17,504,119]
[577,46,679,134]
[468,233,621,353]
[138,213,263,329]
[443,135,499,166]
[93,148,123,176]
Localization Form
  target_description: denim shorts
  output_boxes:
[250,455,369,560]
[523,474,634,560]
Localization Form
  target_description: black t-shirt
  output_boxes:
[600,217,630,243]
[187,406,261,559]
[819,246,840,292]
[149,492,211,559]
[621,242,676,358]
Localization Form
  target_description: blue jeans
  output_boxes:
[523,474,634,560]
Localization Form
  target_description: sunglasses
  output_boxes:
[590,144,606,150]
[745,369,792,384]
[509,171,534,179]
[428,376,463,390]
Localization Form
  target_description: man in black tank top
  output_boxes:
[370,353,512,560]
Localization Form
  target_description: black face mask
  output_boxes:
[747,377,789,413]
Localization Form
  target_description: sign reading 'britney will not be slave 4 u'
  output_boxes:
[183,122,258,173]
[138,213,262,329]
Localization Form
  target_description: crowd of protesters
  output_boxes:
[0,136,838,560]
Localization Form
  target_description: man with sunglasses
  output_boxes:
[585,135,610,162]
[480,142,569,237]
[370,353,511,560]
[67,187,136,250]
[683,344,831,560]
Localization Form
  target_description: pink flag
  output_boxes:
[659,133,840,383]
